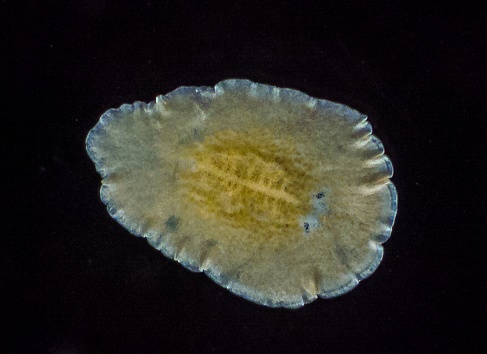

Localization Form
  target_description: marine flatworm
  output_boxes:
[86,79,397,308]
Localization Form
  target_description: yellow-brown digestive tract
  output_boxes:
[179,129,319,243]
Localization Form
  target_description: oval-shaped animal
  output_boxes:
[86,79,397,308]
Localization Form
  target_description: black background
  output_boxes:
[2,1,485,353]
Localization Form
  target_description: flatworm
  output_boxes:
[86,79,397,308]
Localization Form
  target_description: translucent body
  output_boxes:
[86,79,397,308]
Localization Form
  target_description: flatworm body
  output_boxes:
[86,79,397,308]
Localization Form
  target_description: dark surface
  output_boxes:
[2,1,485,353]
